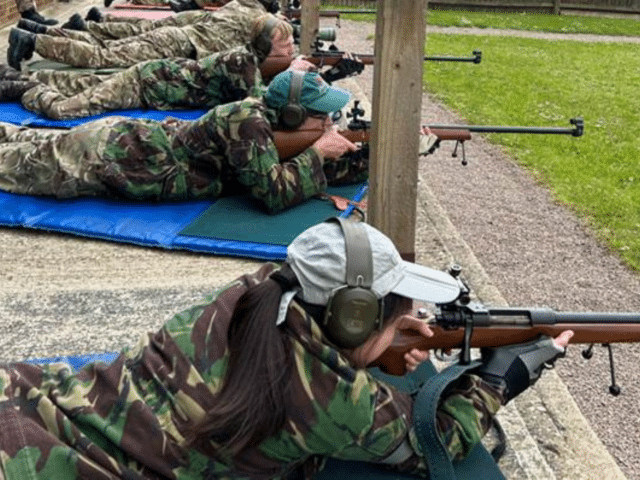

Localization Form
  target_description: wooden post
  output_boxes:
[299,0,319,56]
[368,0,428,261]
[553,0,561,15]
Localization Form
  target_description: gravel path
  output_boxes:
[329,19,640,479]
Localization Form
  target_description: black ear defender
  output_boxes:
[323,217,383,349]
[253,16,278,59]
[279,70,307,130]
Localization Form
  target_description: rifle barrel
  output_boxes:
[479,308,640,325]
[426,118,584,137]
[425,51,482,63]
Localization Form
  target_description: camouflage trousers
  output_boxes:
[38,10,215,43]
[0,120,114,198]
[33,27,197,68]
[85,10,214,41]
[22,68,145,119]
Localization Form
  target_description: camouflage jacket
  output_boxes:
[138,44,268,110]
[0,264,504,480]
[181,0,266,60]
[100,97,357,211]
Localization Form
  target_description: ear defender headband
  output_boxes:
[279,70,307,130]
[323,217,383,349]
[254,16,279,57]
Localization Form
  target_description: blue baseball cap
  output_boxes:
[265,70,351,113]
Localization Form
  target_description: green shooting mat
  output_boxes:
[179,183,366,246]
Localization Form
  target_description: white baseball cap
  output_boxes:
[285,219,461,306]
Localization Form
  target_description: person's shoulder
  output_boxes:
[218,96,267,119]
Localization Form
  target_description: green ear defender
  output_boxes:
[323,217,383,349]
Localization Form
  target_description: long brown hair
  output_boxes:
[185,265,297,456]
[185,267,412,456]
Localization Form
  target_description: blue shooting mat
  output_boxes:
[0,101,207,127]
[0,183,367,261]
[0,102,368,260]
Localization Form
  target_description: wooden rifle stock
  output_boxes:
[273,128,369,160]
[373,308,640,376]
[308,53,375,67]
[273,126,470,160]
[259,57,294,79]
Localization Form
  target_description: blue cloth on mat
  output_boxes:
[1,101,207,128]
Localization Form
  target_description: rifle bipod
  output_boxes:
[451,140,467,166]
[581,343,622,396]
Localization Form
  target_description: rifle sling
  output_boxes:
[413,361,481,480]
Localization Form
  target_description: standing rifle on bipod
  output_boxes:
[272,101,584,165]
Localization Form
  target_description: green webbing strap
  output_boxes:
[413,361,481,480]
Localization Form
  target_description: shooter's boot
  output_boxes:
[7,29,36,70]
[61,13,87,31]
[20,7,58,26]
[0,64,23,81]
[17,18,49,34]
[0,81,39,101]
[85,7,104,23]
[169,0,200,12]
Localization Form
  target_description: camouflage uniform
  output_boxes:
[0,97,365,212]
[21,44,266,119]
[0,263,504,480]
[32,0,265,68]
[41,6,259,45]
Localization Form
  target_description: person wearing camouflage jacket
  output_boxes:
[1,15,298,120]
[8,0,271,70]
[0,71,364,212]
[0,262,485,480]
[13,43,268,120]
[53,1,263,45]
[0,219,571,480]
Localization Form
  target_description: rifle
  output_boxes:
[310,44,483,66]
[273,102,584,164]
[372,265,640,395]
[283,8,377,20]
[260,44,481,82]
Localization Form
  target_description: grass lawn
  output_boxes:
[423,34,640,269]
[325,5,640,36]
[427,9,640,36]
[323,8,640,270]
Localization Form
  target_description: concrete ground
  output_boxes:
[0,4,630,479]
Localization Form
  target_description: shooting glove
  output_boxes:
[419,132,439,156]
[475,336,566,404]
[320,58,365,84]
